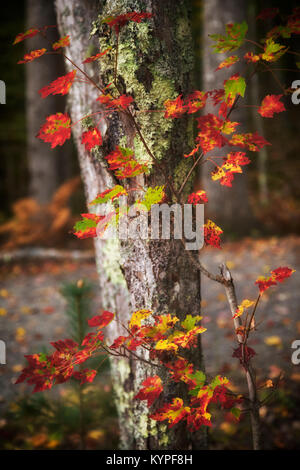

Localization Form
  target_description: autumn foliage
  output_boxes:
[13,6,298,442]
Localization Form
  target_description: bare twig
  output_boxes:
[219,263,262,450]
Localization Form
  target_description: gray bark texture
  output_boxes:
[202,0,254,235]
[55,0,207,450]
[26,0,72,203]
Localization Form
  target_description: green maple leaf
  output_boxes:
[90,185,127,205]
[137,186,165,211]
[230,407,241,420]
[181,314,202,332]
[224,75,246,100]
[74,217,97,232]
[188,370,206,396]
[210,21,248,53]
[261,38,287,62]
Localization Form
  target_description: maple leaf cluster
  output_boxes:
[204,220,223,248]
[16,305,241,429]
[105,146,148,179]
[255,267,295,294]
[16,310,115,392]
[195,114,230,154]
[164,91,207,119]
[149,376,241,431]
[97,93,133,110]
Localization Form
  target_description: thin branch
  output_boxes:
[219,263,262,450]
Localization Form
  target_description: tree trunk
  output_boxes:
[202,0,254,235]
[55,0,206,450]
[26,0,72,204]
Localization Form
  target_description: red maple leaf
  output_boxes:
[134,375,163,407]
[233,344,256,366]
[81,127,102,151]
[39,70,76,98]
[17,48,47,64]
[13,27,40,45]
[229,131,271,151]
[196,114,228,153]
[215,55,239,71]
[37,112,71,148]
[73,213,105,239]
[258,94,286,118]
[185,91,207,114]
[150,397,190,428]
[109,335,127,349]
[88,311,115,328]
[83,48,111,63]
[287,8,300,35]
[97,93,133,110]
[187,190,208,204]
[244,52,260,63]
[73,369,97,385]
[103,11,152,34]
[52,35,70,50]
[255,266,295,294]
[271,266,295,283]
[256,8,279,21]
[164,95,186,118]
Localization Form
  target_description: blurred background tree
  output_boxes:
[26,0,73,204]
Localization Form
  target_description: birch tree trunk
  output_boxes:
[55,0,206,450]
[202,0,254,235]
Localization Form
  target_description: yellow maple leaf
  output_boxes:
[129,309,152,329]
[155,339,178,352]
[234,299,255,319]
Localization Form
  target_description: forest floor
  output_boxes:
[0,235,299,449]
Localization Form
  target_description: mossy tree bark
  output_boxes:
[55,0,207,450]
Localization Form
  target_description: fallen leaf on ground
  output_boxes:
[264,336,282,347]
